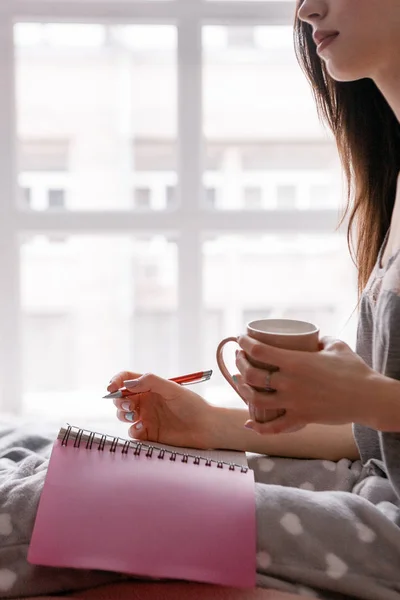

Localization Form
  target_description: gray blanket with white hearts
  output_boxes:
[1,418,400,600]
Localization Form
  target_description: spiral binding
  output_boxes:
[58,424,249,473]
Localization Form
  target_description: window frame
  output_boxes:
[0,0,339,412]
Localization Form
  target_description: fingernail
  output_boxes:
[244,422,254,431]
[235,349,239,358]
[123,379,140,388]
[135,421,143,430]
[121,401,131,411]
[124,412,135,422]
[107,380,118,392]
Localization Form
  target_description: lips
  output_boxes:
[313,31,339,46]
[317,33,339,52]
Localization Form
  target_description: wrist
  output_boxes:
[361,372,400,431]
[206,406,252,451]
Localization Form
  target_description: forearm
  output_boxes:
[213,406,360,461]
[363,372,400,432]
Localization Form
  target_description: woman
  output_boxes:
[108,0,400,598]
[2,0,400,598]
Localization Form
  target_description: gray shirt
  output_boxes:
[354,230,400,501]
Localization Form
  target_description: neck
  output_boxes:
[374,64,400,124]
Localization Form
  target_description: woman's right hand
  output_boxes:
[106,372,222,450]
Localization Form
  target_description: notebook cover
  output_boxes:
[28,434,256,588]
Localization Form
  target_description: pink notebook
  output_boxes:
[28,425,256,588]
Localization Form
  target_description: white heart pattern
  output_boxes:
[0,569,17,592]
[0,514,12,536]
[322,460,336,472]
[258,458,275,473]
[326,553,348,579]
[355,521,376,543]
[299,481,315,491]
[280,512,304,535]
[256,551,272,570]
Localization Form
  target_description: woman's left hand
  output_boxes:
[234,335,378,434]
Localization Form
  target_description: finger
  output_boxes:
[235,378,288,410]
[128,421,148,441]
[245,414,305,436]
[113,396,137,410]
[124,372,180,399]
[116,408,137,424]
[235,351,287,391]
[237,335,301,371]
[107,371,142,392]
[248,404,285,424]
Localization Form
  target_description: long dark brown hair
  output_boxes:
[293,12,400,296]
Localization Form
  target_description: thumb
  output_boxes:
[124,372,180,399]
[246,413,305,436]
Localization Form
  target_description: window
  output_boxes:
[227,27,255,49]
[281,306,336,333]
[134,187,152,210]
[22,187,31,208]
[23,313,73,392]
[18,140,69,211]
[166,185,176,208]
[132,311,178,377]
[205,187,217,208]
[0,5,357,420]
[19,235,177,418]
[243,310,273,325]
[243,186,263,210]
[277,185,297,210]
[143,264,160,279]
[48,189,66,209]
[309,184,333,209]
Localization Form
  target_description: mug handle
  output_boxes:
[216,336,244,399]
[216,336,285,424]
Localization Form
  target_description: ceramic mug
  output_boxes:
[216,318,320,423]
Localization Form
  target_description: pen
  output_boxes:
[103,369,213,399]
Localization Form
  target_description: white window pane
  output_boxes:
[202,234,358,406]
[21,235,178,420]
[15,24,177,211]
[46,24,106,48]
[203,26,342,211]
[48,189,66,209]
[134,187,152,209]
[309,185,335,209]
[276,184,297,209]
[243,186,262,209]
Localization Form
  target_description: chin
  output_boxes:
[324,60,367,83]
